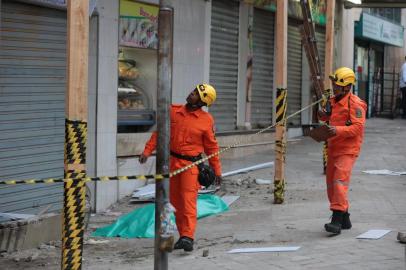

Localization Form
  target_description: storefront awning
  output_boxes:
[355,12,404,47]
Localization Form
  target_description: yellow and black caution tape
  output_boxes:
[0,98,323,186]
[62,119,87,270]
[273,88,288,204]
[275,88,288,124]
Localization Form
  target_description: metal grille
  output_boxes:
[0,1,66,219]
[287,21,302,126]
[209,0,239,132]
[251,8,275,128]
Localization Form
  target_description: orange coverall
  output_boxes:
[142,104,222,239]
[322,93,367,212]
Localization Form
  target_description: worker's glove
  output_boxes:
[309,124,336,142]
[139,154,148,164]
[317,109,329,119]
[215,175,222,186]
[326,125,336,136]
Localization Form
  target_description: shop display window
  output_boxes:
[117,0,158,133]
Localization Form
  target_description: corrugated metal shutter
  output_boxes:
[209,0,239,132]
[287,21,302,126]
[251,8,275,128]
[0,1,66,218]
[315,27,325,80]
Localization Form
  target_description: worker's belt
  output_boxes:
[170,151,202,162]
[170,151,215,187]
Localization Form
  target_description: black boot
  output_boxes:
[325,210,344,234]
[173,236,194,252]
[341,212,352,230]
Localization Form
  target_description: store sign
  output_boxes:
[357,13,404,47]
[243,0,326,26]
[119,0,159,49]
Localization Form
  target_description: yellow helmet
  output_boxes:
[329,67,356,87]
[196,84,217,106]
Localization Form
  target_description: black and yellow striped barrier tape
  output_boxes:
[0,98,323,186]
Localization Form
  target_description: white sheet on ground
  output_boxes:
[356,229,391,239]
[362,170,406,176]
[228,246,300,254]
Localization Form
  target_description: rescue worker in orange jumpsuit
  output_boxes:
[139,84,222,251]
[318,67,367,234]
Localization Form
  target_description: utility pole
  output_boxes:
[273,0,288,204]
[154,2,174,270]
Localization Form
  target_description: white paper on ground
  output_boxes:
[356,229,391,239]
[228,246,301,254]
[221,195,240,207]
[362,170,406,176]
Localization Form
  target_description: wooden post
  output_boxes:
[62,1,89,270]
[273,0,288,204]
[324,0,335,89]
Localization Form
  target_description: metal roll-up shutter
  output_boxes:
[209,0,239,132]
[251,8,275,128]
[0,1,66,218]
[315,27,326,79]
[287,21,302,126]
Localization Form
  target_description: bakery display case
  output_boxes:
[117,1,158,133]
[117,50,156,133]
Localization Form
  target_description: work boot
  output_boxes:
[325,210,344,234]
[173,236,194,252]
[341,212,352,230]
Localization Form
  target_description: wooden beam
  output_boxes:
[324,0,335,89]
[66,0,89,121]
[273,0,288,204]
[275,0,288,88]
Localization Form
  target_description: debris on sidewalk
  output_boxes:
[222,162,274,177]
[202,249,209,257]
[227,246,300,254]
[356,229,391,239]
[84,239,110,245]
[130,184,219,203]
[362,169,406,176]
[92,194,228,239]
[254,179,272,185]
[397,232,406,243]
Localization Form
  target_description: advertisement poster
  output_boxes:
[119,0,159,49]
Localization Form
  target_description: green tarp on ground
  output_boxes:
[92,194,228,238]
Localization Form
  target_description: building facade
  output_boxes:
[1,0,405,216]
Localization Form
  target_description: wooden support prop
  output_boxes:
[274,88,287,204]
[62,1,89,270]
[273,0,288,204]
[324,0,335,89]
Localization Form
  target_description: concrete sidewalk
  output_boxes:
[0,118,405,270]
[130,118,406,270]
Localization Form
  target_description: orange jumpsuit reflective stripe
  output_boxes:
[142,104,222,239]
[324,93,367,211]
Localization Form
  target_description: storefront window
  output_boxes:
[117,0,158,133]
[363,8,401,24]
